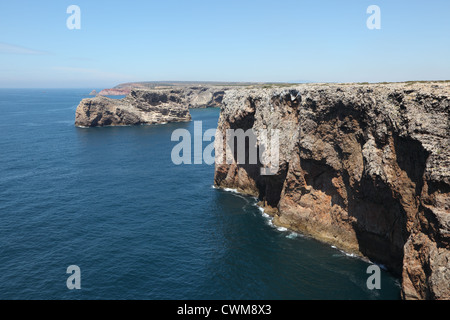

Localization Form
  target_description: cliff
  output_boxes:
[98,85,229,108]
[182,86,227,108]
[214,82,450,300]
[75,89,191,127]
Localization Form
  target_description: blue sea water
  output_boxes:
[0,89,401,300]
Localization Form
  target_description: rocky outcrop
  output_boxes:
[89,90,98,96]
[98,85,228,108]
[75,89,191,127]
[182,87,227,108]
[214,82,450,300]
[76,85,231,127]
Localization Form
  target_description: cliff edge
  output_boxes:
[98,84,229,109]
[214,82,450,300]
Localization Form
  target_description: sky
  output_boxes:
[0,0,449,88]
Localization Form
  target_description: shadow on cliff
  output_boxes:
[301,127,429,276]
[217,97,433,277]
[224,97,290,209]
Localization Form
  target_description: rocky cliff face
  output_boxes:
[98,85,228,108]
[181,87,227,108]
[214,82,450,300]
[75,89,191,127]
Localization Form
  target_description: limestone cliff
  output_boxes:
[75,89,191,127]
[182,87,227,108]
[98,84,228,108]
[214,82,450,300]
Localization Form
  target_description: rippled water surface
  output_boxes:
[0,89,401,299]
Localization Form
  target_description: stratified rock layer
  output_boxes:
[181,87,227,108]
[98,85,228,109]
[75,89,191,127]
[214,82,450,300]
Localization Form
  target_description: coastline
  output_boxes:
[213,184,375,264]
[213,81,449,299]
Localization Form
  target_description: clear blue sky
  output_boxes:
[0,0,449,88]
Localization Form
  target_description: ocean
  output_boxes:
[0,89,401,299]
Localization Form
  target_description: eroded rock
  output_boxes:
[214,82,450,300]
[75,89,191,127]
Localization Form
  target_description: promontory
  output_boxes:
[214,81,449,300]
[75,89,192,127]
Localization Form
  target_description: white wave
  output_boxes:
[223,188,239,193]
[254,203,290,234]
[342,251,357,258]
[216,188,305,239]
[257,207,271,218]
[254,204,271,219]
[211,185,239,193]
[214,186,252,203]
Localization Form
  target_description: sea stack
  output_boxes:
[75,89,192,127]
[214,82,450,300]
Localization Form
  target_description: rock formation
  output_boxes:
[182,87,227,108]
[214,82,450,300]
[98,85,228,108]
[75,89,191,127]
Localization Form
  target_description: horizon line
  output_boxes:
[0,79,449,90]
